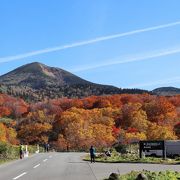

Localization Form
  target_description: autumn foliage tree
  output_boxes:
[0,92,180,150]
[54,107,115,149]
[120,103,148,132]
[0,122,17,144]
[143,97,177,126]
[18,123,52,144]
[174,122,180,138]
[146,123,177,140]
[17,110,54,144]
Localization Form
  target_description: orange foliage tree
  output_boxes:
[120,103,148,132]
[143,97,177,126]
[0,122,17,144]
[18,123,52,144]
[55,107,116,149]
[146,122,177,140]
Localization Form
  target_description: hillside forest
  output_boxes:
[0,93,180,150]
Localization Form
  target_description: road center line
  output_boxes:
[13,172,27,180]
[33,164,40,168]
[43,159,48,162]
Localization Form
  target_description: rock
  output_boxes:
[109,173,119,180]
[136,173,148,180]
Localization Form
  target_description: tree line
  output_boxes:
[0,93,179,150]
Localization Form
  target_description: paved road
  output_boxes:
[0,152,179,180]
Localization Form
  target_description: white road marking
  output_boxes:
[33,164,40,168]
[43,159,48,162]
[13,172,27,180]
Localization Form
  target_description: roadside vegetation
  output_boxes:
[105,170,180,180]
[84,152,180,164]
[0,142,42,164]
[84,144,180,164]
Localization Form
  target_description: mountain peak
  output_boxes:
[0,62,91,88]
[27,61,43,66]
[19,62,56,78]
[17,62,46,72]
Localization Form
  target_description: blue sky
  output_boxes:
[1,0,180,90]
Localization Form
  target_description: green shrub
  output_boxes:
[106,170,180,180]
[114,143,138,154]
[0,142,9,158]
[114,144,127,154]
[0,142,19,159]
[28,145,43,153]
[0,142,43,161]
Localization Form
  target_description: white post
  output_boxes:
[24,145,29,158]
[36,145,40,153]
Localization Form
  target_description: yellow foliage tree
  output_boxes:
[147,123,177,140]
[121,103,148,132]
[125,132,147,143]
[58,107,115,149]
[0,123,7,142]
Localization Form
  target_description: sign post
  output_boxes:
[162,141,166,159]
[139,140,166,159]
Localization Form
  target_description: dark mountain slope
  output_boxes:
[0,62,149,102]
[152,87,180,96]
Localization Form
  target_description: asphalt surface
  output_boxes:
[0,152,179,180]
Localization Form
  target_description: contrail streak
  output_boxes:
[1,20,180,63]
[72,47,180,72]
